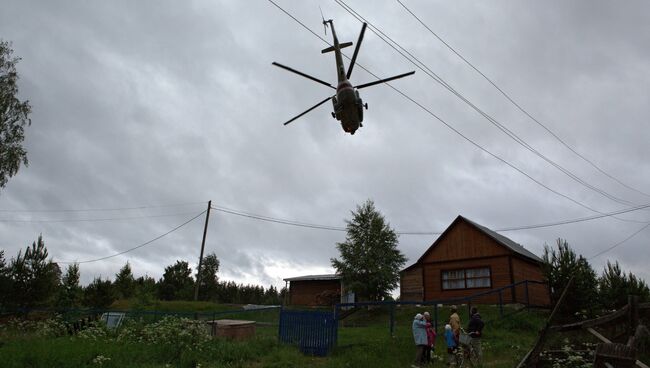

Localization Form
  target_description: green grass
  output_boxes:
[0,303,548,368]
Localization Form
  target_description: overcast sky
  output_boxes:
[1,0,649,291]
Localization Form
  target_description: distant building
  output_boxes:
[400,215,550,306]
[283,274,355,306]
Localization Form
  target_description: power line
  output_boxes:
[211,202,650,235]
[211,205,347,232]
[0,211,203,223]
[0,201,206,213]
[267,0,642,223]
[56,210,207,264]
[588,222,650,260]
[395,0,650,199]
[333,0,643,218]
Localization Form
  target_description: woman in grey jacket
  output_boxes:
[412,313,428,367]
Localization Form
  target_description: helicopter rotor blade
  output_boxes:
[283,96,332,126]
[346,22,367,80]
[272,62,336,90]
[354,71,415,90]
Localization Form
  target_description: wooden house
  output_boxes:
[400,215,550,306]
[283,274,355,306]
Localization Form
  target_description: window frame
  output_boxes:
[440,266,492,291]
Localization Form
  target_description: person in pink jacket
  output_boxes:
[423,311,437,364]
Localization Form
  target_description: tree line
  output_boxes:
[0,235,286,310]
[542,238,650,318]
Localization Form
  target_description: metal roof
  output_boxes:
[461,216,543,263]
[283,274,341,282]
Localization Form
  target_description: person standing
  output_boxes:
[466,307,485,364]
[444,324,457,367]
[423,311,437,365]
[449,305,461,344]
[412,313,428,368]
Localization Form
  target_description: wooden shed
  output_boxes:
[400,215,550,306]
[283,274,355,306]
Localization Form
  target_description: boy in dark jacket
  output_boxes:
[466,307,484,363]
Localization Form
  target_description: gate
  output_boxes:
[278,308,338,356]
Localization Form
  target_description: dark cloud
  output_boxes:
[1,0,649,290]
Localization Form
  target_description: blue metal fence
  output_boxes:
[278,308,337,356]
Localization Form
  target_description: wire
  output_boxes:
[210,202,650,235]
[334,0,643,217]
[0,211,203,223]
[0,201,206,213]
[588,222,650,260]
[395,0,650,199]
[56,210,207,264]
[211,205,347,232]
[267,0,643,223]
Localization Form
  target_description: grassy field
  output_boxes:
[0,301,549,368]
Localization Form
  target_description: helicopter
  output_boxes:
[272,19,415,135]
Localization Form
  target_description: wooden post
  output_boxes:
[628,295,639,338]
[525,280,530,308]
[434,304,438,332]
[499,290,504,317]
[194,200,212,301]
[516,276,575,368]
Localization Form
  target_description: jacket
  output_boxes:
[412,319,428,345]
[449,313,461,335]
[467,313,484,338]
[426,322,436,347]
[444,328,456,348]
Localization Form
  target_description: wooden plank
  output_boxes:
[588,327,611,343]
[588,330,649,368]
[552,306,629,332]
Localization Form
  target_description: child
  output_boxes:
[444,324,457,366]
[423,311,436,364]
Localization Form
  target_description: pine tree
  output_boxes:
[57,263,82,308]
[599,261,650,309]
[331,200,406,301]
[542,239,598,318]
[83,277,115,308]
[114,262,135,299]
[10,235,61,307]
[0,251,11,307]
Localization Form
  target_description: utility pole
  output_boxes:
[194,200,212,301]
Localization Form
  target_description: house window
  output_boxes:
[442,267,491,290]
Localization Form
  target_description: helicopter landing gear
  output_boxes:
[331,112,336,118]
[364,103,368,110]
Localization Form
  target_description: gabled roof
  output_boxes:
[402,215,542,272]
[283,274,341,282]
[461,216,542,263]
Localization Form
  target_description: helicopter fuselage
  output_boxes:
[326,20,365,135]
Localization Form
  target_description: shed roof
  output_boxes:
[283,274,341,282]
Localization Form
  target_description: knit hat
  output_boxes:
[415,313,423,320]
[445,324,452,330]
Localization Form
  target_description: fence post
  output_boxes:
[498,290,503,317]
[525,280,530,308]
[389,304,395,337]
[434,304,438,332]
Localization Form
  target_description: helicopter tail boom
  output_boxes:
[321,41,352,54]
